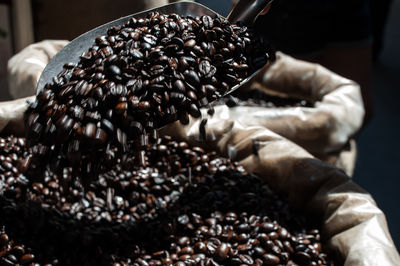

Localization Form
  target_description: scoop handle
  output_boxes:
[226,0,274,25]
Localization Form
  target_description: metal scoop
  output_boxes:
[37,0,274,96]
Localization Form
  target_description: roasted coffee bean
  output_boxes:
[106,65,121,76]
[101,119,114,133]
[184,70,200,86]
[199,60,217,79]
[171,37,184,48]
[149,49,164,60]
[165,44,180,54]
[168,57,179,69]
[184,39,196,49]
[178,112,190,125]
[0,233,9,246]
[6,254,17,263]
[178,56,190,71]
[205,30,217,42]
[207,106,215,116]
[177,236,190,246]
[115,102,128,113]
[262,253,280,265]
[173,80,186,93]
[116,128,127,146]
[239,254,254,264]
[179,246,194,256]
[150,76,165,85]
[186,90,198,101]
[199,97,209,107]
[83,123,97,139]
[293,251,312,265]
[214,243,230,261]
[225,95,239,107]
[130,48,144,59]
[20,254,35,264]
[201,15,214,28]
[253,246,266,257]
[149,65,164,76]
[199,118,208,141]
[94,128,108,144]
[260,222,275,233]
[188,104,201,118]
[138,101,151,111]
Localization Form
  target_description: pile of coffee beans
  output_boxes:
[113,212,328,265]
[0,136,333,265]
[0,136,30,194]
[0,226,42,265]
[24,11,273,181]
[0,226,61,266]
[220,89,313,108]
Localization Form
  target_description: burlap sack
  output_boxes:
[235,52,365,156]
[0,96,33,137]
[7,40,69,99]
